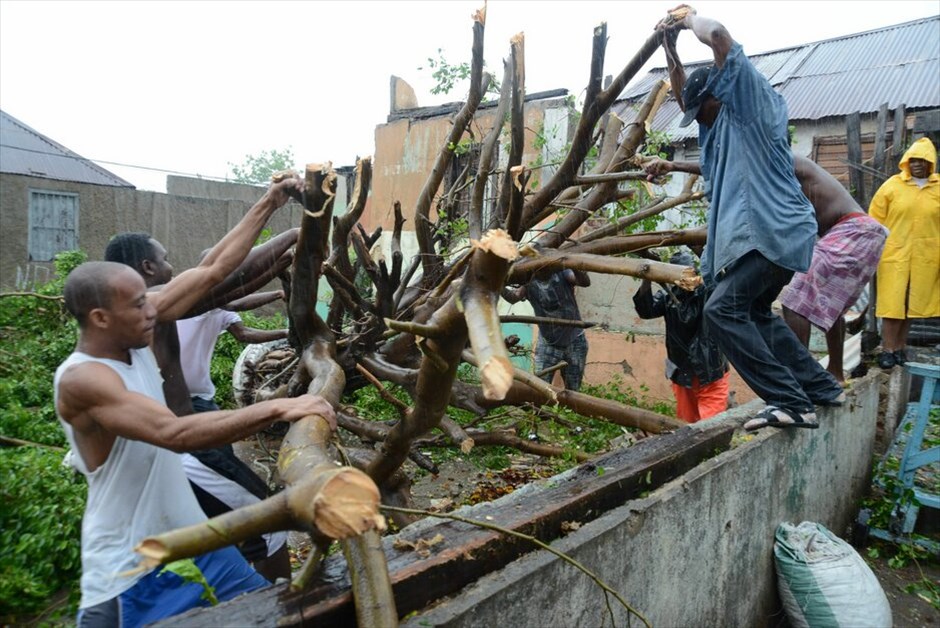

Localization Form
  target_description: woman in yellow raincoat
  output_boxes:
[869,137,940,368]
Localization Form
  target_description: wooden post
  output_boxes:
[864,103,890,341]
[846,111,865,206]
[891,104,907,167]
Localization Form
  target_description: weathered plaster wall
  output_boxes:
[366,97,571,233]
[404,374,880,627]
[0,173,305,288]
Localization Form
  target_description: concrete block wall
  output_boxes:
[405,373,879,627]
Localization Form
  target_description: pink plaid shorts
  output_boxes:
[780,214,887,330]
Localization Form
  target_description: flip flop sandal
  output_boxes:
[743,406,819,432]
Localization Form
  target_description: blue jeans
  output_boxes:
[190,396,220,413]
[76,546,268,627]
[704,251,841,411]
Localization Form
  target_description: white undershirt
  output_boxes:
[177,309,241,399]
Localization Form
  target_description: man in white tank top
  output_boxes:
[55,177,335,627]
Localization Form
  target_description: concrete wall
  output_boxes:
[366,97,572,233]
[404,373,880,627]
[0,173,307,289]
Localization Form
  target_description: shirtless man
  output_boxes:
[646,155,887,382]
[780,156,887,381]
[57,214,334,625]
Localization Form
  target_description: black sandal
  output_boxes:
[743,406,819,431]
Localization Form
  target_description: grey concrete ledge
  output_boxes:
[405,373,880,627]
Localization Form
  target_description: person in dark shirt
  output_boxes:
[634,249,729,422]
[505,267,591,391]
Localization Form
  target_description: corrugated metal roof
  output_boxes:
[0,110,134,187]
[616,15,940,131]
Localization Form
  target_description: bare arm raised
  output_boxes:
[662,28,687,110]
[189,228,299,315]
[659,5,734,69]
[224,290,285,313]
[57,360,333,472]
[150,177,303,323]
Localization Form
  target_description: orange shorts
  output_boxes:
[671,371,730,423]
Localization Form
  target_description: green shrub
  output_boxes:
[0,447,85,618]
[0,250,86,619]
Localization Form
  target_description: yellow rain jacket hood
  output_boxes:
[869,137,940,319]
[898,137,939,181]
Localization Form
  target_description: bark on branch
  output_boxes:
[414,11,487,285]
[509,251,702,291]
[460,230,519,400]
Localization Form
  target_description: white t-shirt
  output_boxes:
[176,309,241,400]
[54,348,207,608]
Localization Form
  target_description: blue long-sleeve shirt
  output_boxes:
[697,43,817,285]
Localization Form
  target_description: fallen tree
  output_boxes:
[140,7,710,624]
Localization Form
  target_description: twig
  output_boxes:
[535,361,568,378]
[380,505,651,628]
[430,251,473,300]
[356,363,409,416]
[575,171,652,184]
[257,356,299,392]
[501,315,597,329]
[384,319,445,339]
[290,540,330,592]
[0,291,64,301]
[0,435,65,451]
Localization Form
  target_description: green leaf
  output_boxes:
[159,559,219,606]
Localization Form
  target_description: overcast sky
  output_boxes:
[1,0,937,192]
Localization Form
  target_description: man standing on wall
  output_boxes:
[650,5,843,431]
[646,154,888,384]
[779,156,888,381]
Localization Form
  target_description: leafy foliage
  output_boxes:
[418,50,500,97]
[228,147,298,185]
[159,559,218,606]
[0,447,85,618]
[0,251,87,619]
[342,371,675,476]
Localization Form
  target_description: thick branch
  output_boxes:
[414,12,486,284]
[563,228,707,258]
[289,164,336,348]
[366,296,466,481]
[389,201,406,295]
[509,251,701,291]
[460,230,519,400]
[500,315,596,329]
[534,80,669,248]
[327,158,372,330]
[471,58,513,239]
[575,171,655,184]
[502,33,527,240]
